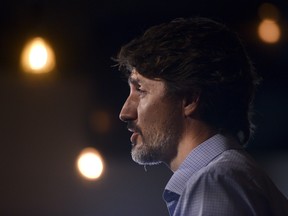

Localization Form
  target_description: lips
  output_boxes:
[130,132,139,145]
[127,122,141,145]
[127,122,139,132]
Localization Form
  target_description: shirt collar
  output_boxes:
[164,134,243,195]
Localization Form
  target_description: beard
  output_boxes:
[130,109,182,166]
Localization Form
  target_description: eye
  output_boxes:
[136,86,145,93]
[129,79,147,96]
[134,85,147,96]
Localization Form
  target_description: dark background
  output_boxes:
[0,0,287,215]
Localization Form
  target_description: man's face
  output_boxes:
[119,70,183,165]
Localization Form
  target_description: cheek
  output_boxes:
[138,100,172,125]
[137,100,159,122]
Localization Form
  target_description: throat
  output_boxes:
[168,123,217,172]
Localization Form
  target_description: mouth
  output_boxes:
[127,121,139,132]
[130,132,139,145]
[127,123,141,146]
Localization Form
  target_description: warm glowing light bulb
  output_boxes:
[258,19,281,44]
[29,42,48,69]
[90,110,111,134]
[77,148,104,180]
[21,37,56,74]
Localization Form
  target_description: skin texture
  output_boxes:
[119,70,216,171]
[119,70,183,166]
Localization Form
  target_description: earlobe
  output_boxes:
[183,96,199,117]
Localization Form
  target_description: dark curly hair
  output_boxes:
[116,17,261,144]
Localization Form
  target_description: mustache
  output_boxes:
[127,121,142,134]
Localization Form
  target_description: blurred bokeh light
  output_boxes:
[0,0,287,215]
[258,19,281,43]
[77,147,104,180]
[21,37,56,74]
[258,3,280,20]
[90,110,111,134]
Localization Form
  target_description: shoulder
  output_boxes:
[176,149,273,215]
[186,149,269,194]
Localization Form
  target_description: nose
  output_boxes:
[119,96,138,122]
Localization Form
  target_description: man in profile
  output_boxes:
[116,17,288,215]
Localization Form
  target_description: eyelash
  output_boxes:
[136,86,145,92]
[135,85,146,94]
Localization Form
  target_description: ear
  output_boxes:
[182,95,199,117]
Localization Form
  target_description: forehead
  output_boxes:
[129,70,161,85]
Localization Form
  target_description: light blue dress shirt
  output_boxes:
[163,134,288,216]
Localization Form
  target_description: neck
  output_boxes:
[169,120,216,172]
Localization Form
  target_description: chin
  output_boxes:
[133,158,162,166]
[131,148,162,166]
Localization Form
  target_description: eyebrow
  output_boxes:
[128,76,141,86]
